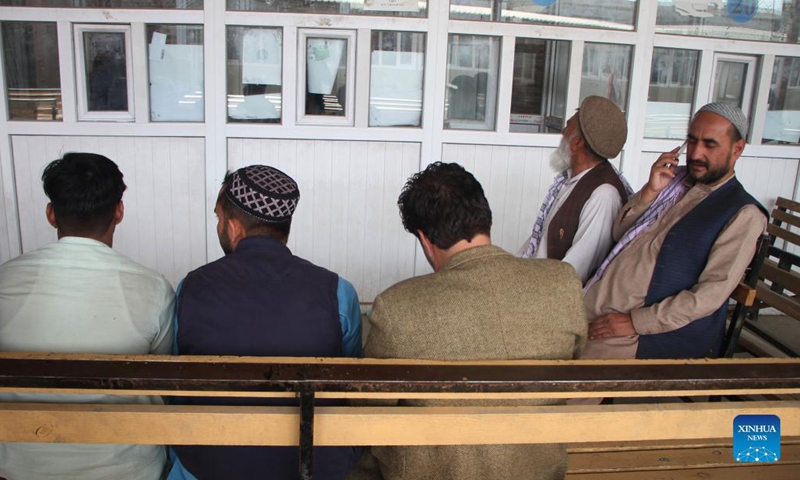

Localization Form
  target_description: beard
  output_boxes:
[549,136,572,173]
[687,156,733,185]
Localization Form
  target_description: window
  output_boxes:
[656,0,797,44]
[444,34,501,131]
[147,25,204,122]
[74,24,134,122]
[711,53,757,121]
[369,31,425,128]
[645,48,699,139]
[0,0,202,8]
[297,29,356,126]
[228,0,426,17]
[763,56,800,144]
[227,26,282,123]
[510,38,570,133]
[450,0,636,31]
[579,43,632,114]
[2,22,61,121]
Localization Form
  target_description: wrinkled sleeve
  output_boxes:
[338,276,363,357]
[630,205,767,334]
[613,191,655,241]
[149,277,176,355]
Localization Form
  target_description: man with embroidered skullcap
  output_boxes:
[519,95,632,284]
[581,102,768,360]
[169,165,362,480]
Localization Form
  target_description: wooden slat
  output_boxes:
[566,464,800,479]
[731,282,757,306]
[772,208,800,230]
[767,223,800,249]
[756,281,800,319]
[0,401,797,446]
[760,260,800,296]
[776,196,800,213]
[568,443,800,473]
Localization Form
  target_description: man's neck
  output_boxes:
[433,234,492,271]
[56,230,113,248]
[570,156,604,177]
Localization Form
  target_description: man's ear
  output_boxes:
[227,217,247,248]
[417,230,434,257]
[114,201,124,225]
[45,203,57,229]
[732,138,746,161]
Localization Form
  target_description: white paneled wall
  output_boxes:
[11,136,206,286]
[442,143,559,256]
[228,139,420,302]
[0,151,11,265]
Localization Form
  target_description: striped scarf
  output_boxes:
[584,166,692,291]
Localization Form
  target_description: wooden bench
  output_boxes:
[0,353,798,479]
[732,197,800,357]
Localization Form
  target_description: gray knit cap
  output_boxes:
[225,165,299,223]
[696,102,749,139]
[578,96,628,159]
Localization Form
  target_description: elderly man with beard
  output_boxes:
[520,95,632,284]
[169,165,362,480]
[582,103,768,360]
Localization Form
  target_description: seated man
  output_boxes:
[582,103,768,360]
[350,162,587,480]
[520,95,632,284]
[0,153,175,480]
[169,165,362,480]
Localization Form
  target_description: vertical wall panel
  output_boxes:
[227,139,420,302]
[10,135,206,287]
[0,151,11,264]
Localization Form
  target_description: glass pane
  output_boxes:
[579,43,632,114]
[369,31,425,128]
[306,37,347,117]
[450,0,636,31]
[510,38,570,134]
[656,1,798,44]
[2,22,61,121]
[228,0,426,17]
[227,26,282,123]
[84,31,128,112]
[0,0,201,8]
[645,48,699,139]
[713,61,747,107]
[444,34,501,131]
[763,57,800,144]
[147,25,204,122]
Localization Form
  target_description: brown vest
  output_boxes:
[546,160,628,261]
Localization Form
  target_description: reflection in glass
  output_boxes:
[227,0,426,17]
[444,34,500,131]
[450,0,635,31]
[0,0,201,7]
[656,1,800,44]
[510,38,570,133]
[645,48,699,139]
[306,38,347,117]
[2,22,61,121]
[370,31,425,127]
[84,31,128,112]
[579,43,632,113]
[227,27,282,123]
[713,61,747,108]
[764,57,800,144]
[147,25,204,122]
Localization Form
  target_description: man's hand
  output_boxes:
[641,144,683,202]
[589,312,636,340]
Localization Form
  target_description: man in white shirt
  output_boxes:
[520,96,631,284]
[0,152,175,480]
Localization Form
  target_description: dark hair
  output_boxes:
[217,171,292,242]
[41,152,126,236]
[398,162,492,249]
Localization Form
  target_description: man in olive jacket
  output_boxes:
[349,162,587,480]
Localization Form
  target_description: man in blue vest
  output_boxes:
[582,103,768,360]
[520,96,632,284]
[169,165,362,480]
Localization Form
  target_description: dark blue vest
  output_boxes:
[174,236,357,480]
[636,177,766,359]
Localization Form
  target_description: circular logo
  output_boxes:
[533,0,558,6]
[728,0,758,24]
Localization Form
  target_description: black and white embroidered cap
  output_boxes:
[226,165,300,223]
